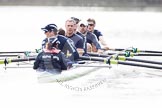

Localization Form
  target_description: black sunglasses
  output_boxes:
[88,24,94,26]
[44,31,48,33]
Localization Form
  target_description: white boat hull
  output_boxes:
[37,66,100,83]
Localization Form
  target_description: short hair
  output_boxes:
[66,19,76,24]
[45,42,53,50]
[71,17,80,24]
[58,28,65,36]
[87,18,96,25]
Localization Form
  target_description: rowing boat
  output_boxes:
[37,61,111,83]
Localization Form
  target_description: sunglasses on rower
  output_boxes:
[88,24,94,26]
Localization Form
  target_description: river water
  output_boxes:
[0,6,162,108]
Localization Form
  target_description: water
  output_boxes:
[1,6,162,108]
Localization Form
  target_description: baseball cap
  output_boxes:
[41,24,58,32]
[79,20,88,27]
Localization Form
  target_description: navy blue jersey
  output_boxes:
[42,35,79,61]
[86,32,101,50]
[33,50,72,73]
[93,29,103,41]
[76,32,87,53]
[66,34,84,49]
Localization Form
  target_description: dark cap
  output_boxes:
[71,17,80,24]
[41,24,58,32]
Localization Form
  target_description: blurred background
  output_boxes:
[0,0,162,11]
[0,0,162,51]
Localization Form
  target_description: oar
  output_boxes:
[0,54,20,57]
[87,52,162,65]
[106,52,162,57]
[0,57,36,65]
[0,49,41,54]
[0,51,26,54]
[110,48,162,53]
[79,56,162,70]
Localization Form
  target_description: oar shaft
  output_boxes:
[125,58,162,65]
[107,52,162,56]
[111,48,162,53]
[88,52,162,65]
[11,58,35,62]
[134,53,162,56]
[0,51,25,53]
[0,57,36,64]
[0,55,20,57]
[118,61,162,70]
[79,56,107,63]
[141,50,162,53]
[80,56,162,70]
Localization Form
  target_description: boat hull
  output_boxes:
[37,66,100,83]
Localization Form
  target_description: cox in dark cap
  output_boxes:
[41,24,58,33]
[71,17,81,24]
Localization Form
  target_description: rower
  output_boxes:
[70,17,87,55]
[70,17,80,34]
[78,20,103,53]
[65,19,84,56]
[41,24,79,61]
[33,41,73,73]
[87,18,109,51]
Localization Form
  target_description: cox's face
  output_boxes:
[44,31,50,38]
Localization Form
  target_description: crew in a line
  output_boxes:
[41,24,79,61]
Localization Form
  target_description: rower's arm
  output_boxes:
[99,36,109,50]
[75,39,84,56]
[91,33,101,50]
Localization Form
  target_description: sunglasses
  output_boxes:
[88,24,94,26]
[44,31,48,34]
